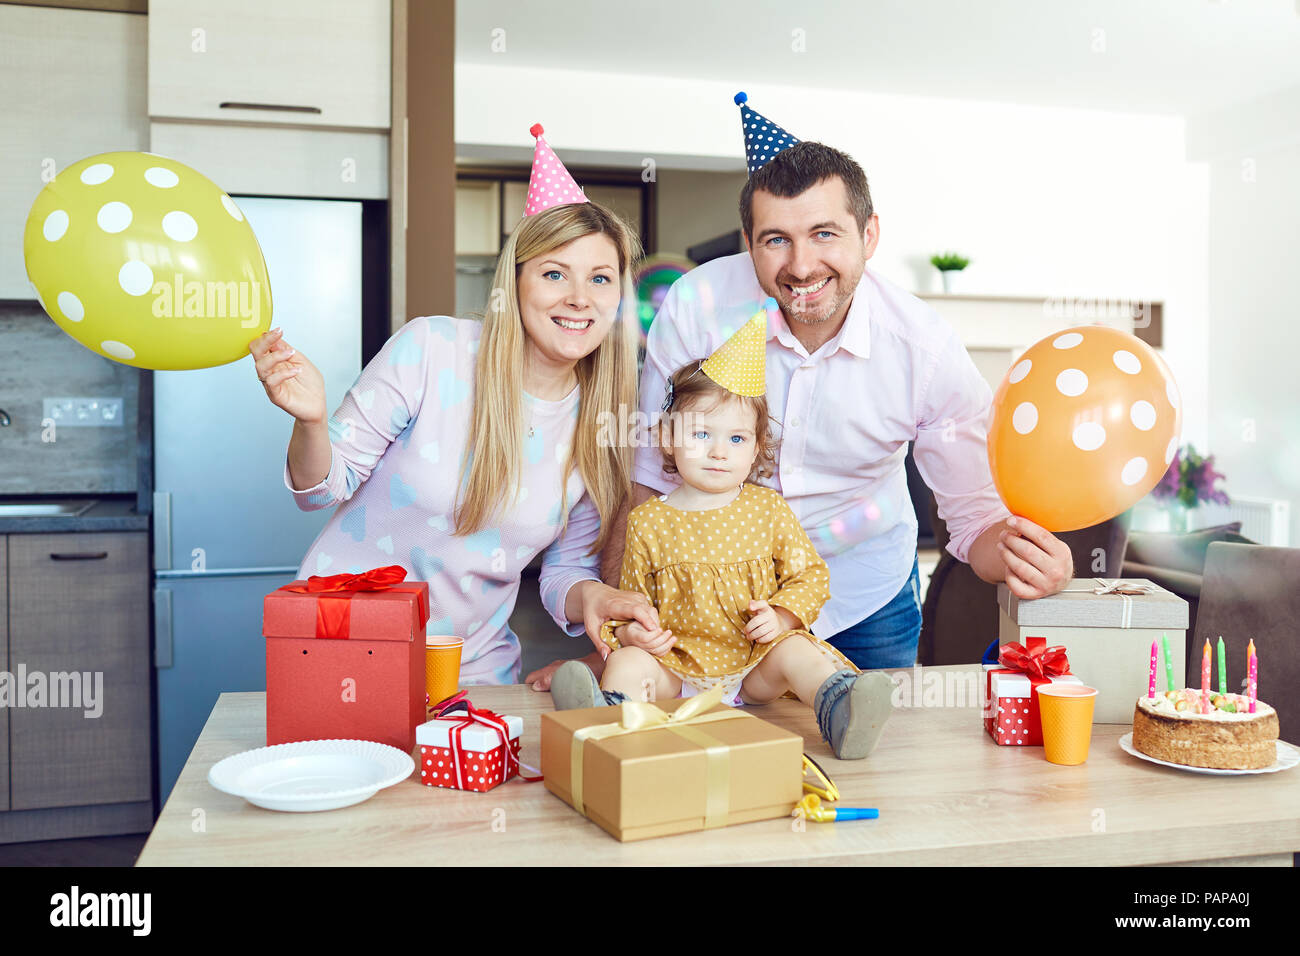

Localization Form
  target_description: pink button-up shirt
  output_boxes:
[635,253,1010,637]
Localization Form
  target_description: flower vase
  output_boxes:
[1170,503,1196,534]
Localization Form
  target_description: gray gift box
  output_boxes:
[996,577,1189,724]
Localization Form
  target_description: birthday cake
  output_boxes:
[1132,690,1279,770]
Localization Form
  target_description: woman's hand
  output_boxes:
[745,600,800,644]
[575,580,660,658]
[617,621,676,657]
[250,327,327,425]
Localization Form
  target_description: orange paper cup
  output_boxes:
[425,636,464,708]
[1036,683,1098,765]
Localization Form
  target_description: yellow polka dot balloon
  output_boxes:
[22,151,272,370]
[987,325,1181,532]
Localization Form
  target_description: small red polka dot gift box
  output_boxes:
[417,697,524,792]
[982,637,1082,746]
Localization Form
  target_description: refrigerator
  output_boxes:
[153,197,364,803]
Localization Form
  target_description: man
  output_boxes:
[525,94,1071,689]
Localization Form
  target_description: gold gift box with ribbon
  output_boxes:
[540,687,804,842]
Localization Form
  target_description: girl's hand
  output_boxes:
[578,581,660,659]
[250,327,328,426]
[618,621,676,657]
[745,600,800,644]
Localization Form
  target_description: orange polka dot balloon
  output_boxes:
[22,151,272,370]
[987,325,1181,532]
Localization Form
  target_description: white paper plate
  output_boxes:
[208,739,415,812]
[1118,733,1300,776]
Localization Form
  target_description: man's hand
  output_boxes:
[994,515,1073,599]
[616,621,676,657]
[744,600,801,644]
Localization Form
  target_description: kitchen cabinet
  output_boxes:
[502,181,644,238]
[0,538,8,813]
[148,0,391,130]
[0,532,152,841]
[455,181,501,255]
[0,5,148,299]
[149,120,389,200]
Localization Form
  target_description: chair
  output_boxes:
[918,498,1130,665]
[1190,541,1300,743]
[1122,523,1254,641]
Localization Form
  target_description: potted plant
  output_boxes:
[930,251,970,293]
[1150,444,1230,533]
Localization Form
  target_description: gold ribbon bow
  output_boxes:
[569,685,749,829]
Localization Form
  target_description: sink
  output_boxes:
[0,499,96,518]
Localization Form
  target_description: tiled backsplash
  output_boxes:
[0,302,140,494]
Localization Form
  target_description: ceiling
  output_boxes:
[456,0,1300,117]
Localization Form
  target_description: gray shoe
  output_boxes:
[814,669,895,760]
[550,661,628,711]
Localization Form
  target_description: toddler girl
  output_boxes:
[552,351,894,760]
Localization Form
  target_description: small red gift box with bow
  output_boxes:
[264,566,429,751]
[417,693,537,792]
[982,637,1082,746]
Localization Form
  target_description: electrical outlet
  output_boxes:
[43,397,124,427]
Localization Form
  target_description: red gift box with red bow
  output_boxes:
[264,565,429,751]
[417,693,536,792]
[982,637,1083,746]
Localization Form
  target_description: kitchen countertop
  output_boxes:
[136,666,1300,866]
[0,497,149,533]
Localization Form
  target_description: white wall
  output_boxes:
[456,62,1211,450]
[1191,87,1300,547]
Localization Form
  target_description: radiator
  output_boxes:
[1130,495,1292,546]
[1196,496,1291,547]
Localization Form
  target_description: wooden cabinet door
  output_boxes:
[0,536,8,811]
[148,0,391,130]
[0,5,148,298]
[8,533,151,810]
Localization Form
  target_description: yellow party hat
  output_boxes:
[700,299,771,397]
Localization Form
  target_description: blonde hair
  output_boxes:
[455,202,641,554]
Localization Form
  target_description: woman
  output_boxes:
[250,188,657,685]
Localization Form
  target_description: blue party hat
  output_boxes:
[735,91,800,175]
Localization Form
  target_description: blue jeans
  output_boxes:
[828,555,921,669]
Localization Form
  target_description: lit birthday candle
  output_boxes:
[1201,639,1211,714]
[1161,632,1175,692]
[1148,640,1158,698]
[1247,639,1257,714]
[1217,636,1227,695]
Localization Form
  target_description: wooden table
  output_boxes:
[136,665,1300,866]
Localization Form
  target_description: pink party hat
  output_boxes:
[524,123,588,216]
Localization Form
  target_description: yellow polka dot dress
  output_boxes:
[600,483,857,700]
